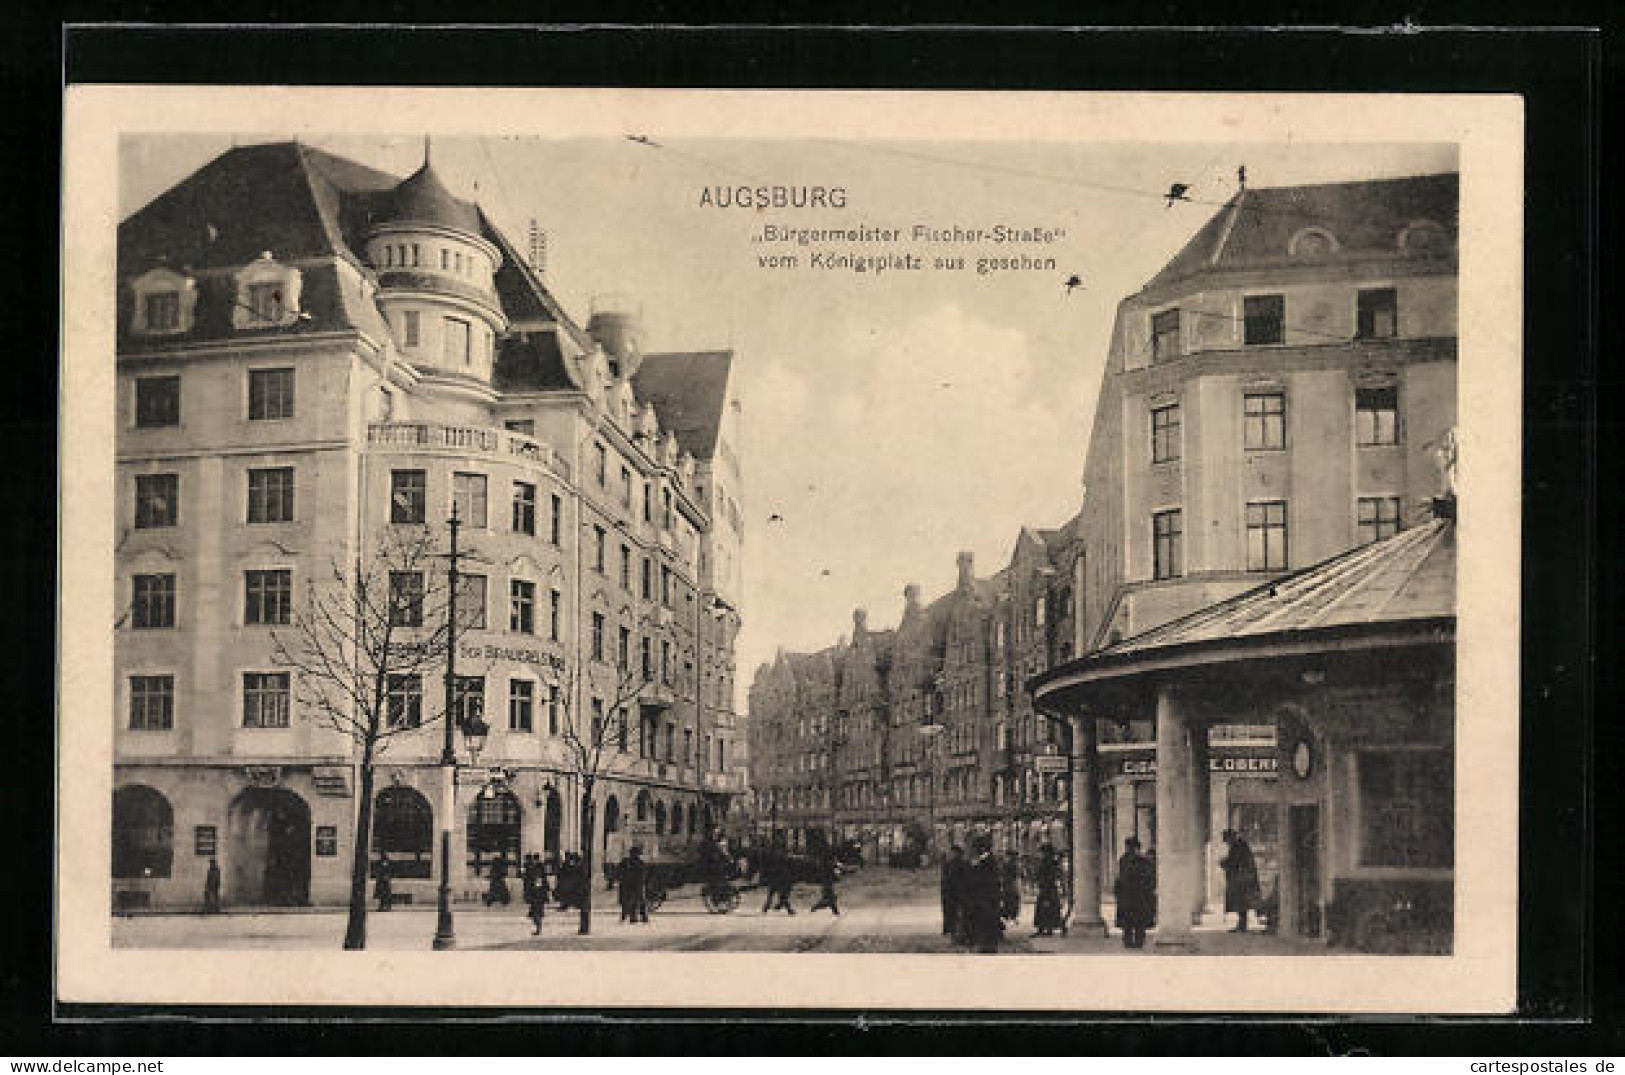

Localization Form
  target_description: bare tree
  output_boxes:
[271,526,463,949]
[554,618,662,935]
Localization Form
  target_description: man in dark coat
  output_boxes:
[203,857,222,913]
[1030,843,1067,937]
[940,845,967,939]
[965,836,1004,954]
[522,853,550,934]
[1114,836,1155,949]
[809,849,841,915]
[373,859,393,912]
[618,845,650,923]
[1220,829,1262,933]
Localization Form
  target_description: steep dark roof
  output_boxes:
[633,350,734,460]
[1144,173,1458,292]
[493,330,580,392]
[384,161,484,235]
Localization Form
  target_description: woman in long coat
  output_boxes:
[1030,844,1066,937]
[1220,829,1261,933]
[522,853,550,934]
[1114,837,1155,949]
[966,837,1005,954]
[618,846,649,923]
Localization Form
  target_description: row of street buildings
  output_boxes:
[746,170,1460,950]
[112,142,748,909]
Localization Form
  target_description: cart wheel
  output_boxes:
[705,886,739,914]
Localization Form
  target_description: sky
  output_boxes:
[120,133,1457,710]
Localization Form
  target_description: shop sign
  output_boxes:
[243,765,283,786]
[1117,752,1279,777]
[194,825,217,857]
[461,642,568,674]
[1035,754,1069,773]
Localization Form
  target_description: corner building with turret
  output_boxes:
[112,142,746,910]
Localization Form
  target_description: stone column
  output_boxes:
[1069,715,1105,930]
[1190,723,1212,923]
[1154,685,1202,948]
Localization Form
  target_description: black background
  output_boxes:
[1,15,1608,1056]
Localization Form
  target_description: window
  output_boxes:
[1243,392,1286,451]
[504,418,534,437]
[403,310,420,347]
[1243,294,1285,345]
[662,640,672,684]
[549,589,561,641]
[594,443,607,487]
[591,612,605,661]
[593,525,606,573]
[641,558,653,601]
[684,728,694,764]
[244,569,291,625]
[131,574,175,629]
[246,467,295,524]
[453,472,488,528]
[547,684,561,735]
[642,635,654,680]
[620,466,633,508]
[387,674,423,728]
[440,249,449,270]
[444,317,472,365]
[549,494,562,545]
[129,675,174,730]
[144,292,181,333]
[245,282,285,323]
[1356,287,1399,339]
[665,723,675,762]
[242,672,291,728]
[620,544,632,590]
[390,470,426,524]
[661,565,672,607]
[134,474,178,528]
[592,698,605,743]
[1358,751,1453,868]
[642,482,653,524]
[511,481,536,535]
[509,579,536,634]
[135,376,181,428]
[1357,496,1404,545]
[1151,308,1181,362]
[248,368,294,420]
[1245,500,1289,572]
[618,625,631,669]
[662,488,674,530]
[389,571,425,627]
[617,710,629,752]
[458,573,487,630]
[508,679,534,732]
[1355,385,1399,446]
[453,676,485,728]
[1151,403,1181,464]
[1152,509,1183,580]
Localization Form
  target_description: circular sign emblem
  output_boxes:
[1291,738,1314,779]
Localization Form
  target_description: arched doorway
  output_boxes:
[467,787,522,877]
[654,800,667,836]
[227,786,311,906]
[543,787,563,857]
[601,794,621,860]
[112,785,173,880]
[635,789,651,823]
[373,786,433,879]
[671,803,684,840]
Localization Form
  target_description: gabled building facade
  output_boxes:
[112,141,744,910]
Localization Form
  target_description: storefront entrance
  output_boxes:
[227,786,311,906]
[1289,804,1322,937]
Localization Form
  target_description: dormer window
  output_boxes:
[130,268,198,337]
[232,253,303,331]
[1288,227,1339,258]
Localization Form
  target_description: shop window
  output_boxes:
[1358,751,1453,868]
[1243,294,1285,345]
[466,789,522,877]
[112,785,173,879]
[374,787,433,878]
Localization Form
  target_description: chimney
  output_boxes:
[903,583,921,616]
[852,608,868,641]
[956,551,975,592]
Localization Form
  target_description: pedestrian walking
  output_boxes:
[809,849,841,915]
[617,845,650,923]
[760,844,796,914]
[999,849,1022,923]
[1220,829,1261,933]
[1030,843,1067,937]
[373,859,393,912]
[966,835,1005,954]
[203,856,222,914]
[940,845,966,939]
[1114,836,1156,949]
[522,853,550,934]
[483,855,512,907]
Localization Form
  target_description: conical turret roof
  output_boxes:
[385,160,482,235]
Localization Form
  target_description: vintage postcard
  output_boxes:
[58,86,1522,1011]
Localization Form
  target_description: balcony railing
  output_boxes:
[367,422,570,480]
